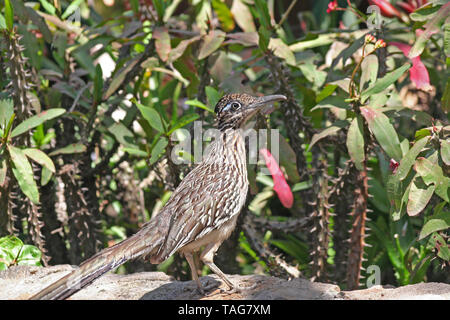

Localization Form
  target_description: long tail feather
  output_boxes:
[30,220,162,300]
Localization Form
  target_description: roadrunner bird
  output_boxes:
[30,93,287,300]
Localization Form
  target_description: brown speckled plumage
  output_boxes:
[30,93,286,300]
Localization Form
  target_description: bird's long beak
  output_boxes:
[248,94,287,109]
[246,94,287,115]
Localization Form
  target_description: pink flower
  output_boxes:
[327,0,338,13]
[390,42,432,91]
[259,148,294,208]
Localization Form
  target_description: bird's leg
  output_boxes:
[184,252,204,294]
[200,242,239,293]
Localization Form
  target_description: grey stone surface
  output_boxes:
[0,265,449,300]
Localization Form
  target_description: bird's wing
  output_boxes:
[153,162,244,261]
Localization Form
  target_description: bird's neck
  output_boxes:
[204,128,246,167]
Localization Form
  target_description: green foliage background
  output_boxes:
[0,0,448,290]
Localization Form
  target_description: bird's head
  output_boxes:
[214,93,287,131]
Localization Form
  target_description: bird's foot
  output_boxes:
[219,282,243,295]
[221,280,258,294]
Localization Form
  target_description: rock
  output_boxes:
[0,265,449,300]
[340,283,450,300]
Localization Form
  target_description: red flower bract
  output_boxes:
[259,148,294,208]
[368,0,402,18]
[390,42,431,91]
[389,159,399,173]
[396,0,428,13]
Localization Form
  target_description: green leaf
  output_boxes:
[254,0,271,29]
[212,0,234,32]
[205,86,221,109]
[370,218,402,272]
[444,17,450,57]
[311,96,351,111]
[307,120,348,151]
[290,34,336,52]
[185,99,214,113]
[198,30,225,60]
[12,2,52,43]
[270,235,308,263]
[258,25,270,52]
[415,157,449,202]
[0,157,7,186]
[150,137,168,165]
[292,180,313,192]
[0,99,14,132]
[441,139,450,166]
[429,233,450,261]
[153,27,171,62]
[11,109,65,138]
[38,0,56,15]
[4,0,13,30]
[396,137,429,181]
[298,63,326,88]
[49,143,86,156]
[410,4,441,22]
[269,38,296,66]
[360,63,411,104]
[330,34,365,71]
[16,244,41,266]
[123,147,148,157]
[93,64,103,104]
[360,106,402,161]
[3,113,15,139]
[0,236,23,265]
[23,148,55,173]
[8,145,40,204]
[61,0,83,19]
[388,173,411,221]
[278,135,301,183]
[0,13,6,30]
[163,0,182,22]
[443,79,450,112]
[134,101,166,133]
[409,3,450,59]
[316,84,338,103]
[153,0,165,21]
[368,177,390,213]
[168,113,199,135]
[407,175,435,216]
[168,35,201,63]
[360,54,379,90]
[230,0,256,32]
[419,215,450,240]
[415,128,431,141]
[41,166,52,186]
[103,55,142,100]
[106,122,137,149]
[346,116,365,171]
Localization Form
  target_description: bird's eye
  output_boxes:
[231,102,241,111]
